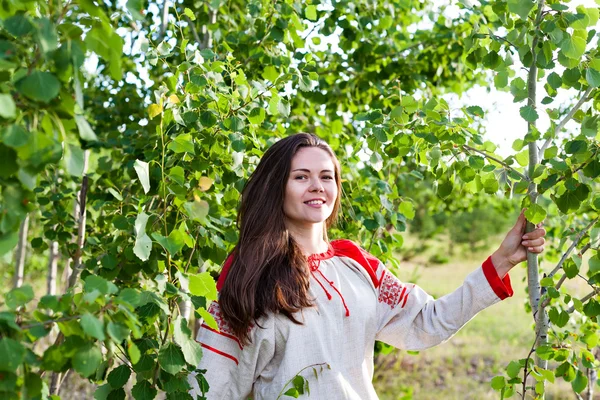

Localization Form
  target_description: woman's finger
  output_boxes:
[527,245,545,253]
[522,228,546,240]
[522,238,545,247]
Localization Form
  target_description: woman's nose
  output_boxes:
[309,179,325,192]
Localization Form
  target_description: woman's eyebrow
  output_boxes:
[291,168,334,173]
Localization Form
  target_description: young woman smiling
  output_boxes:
[189,133,546,400]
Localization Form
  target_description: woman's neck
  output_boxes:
[285,221,328,256]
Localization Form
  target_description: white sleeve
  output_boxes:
[188,302,275,400]
[375,256,513,351]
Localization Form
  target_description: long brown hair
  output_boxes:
[218,133,342,344]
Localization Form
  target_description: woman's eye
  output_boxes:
[294,175,307,180]
[322,176,334,180]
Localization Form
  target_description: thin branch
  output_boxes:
[539,86,595,159]
[19,314,82,330]
[548,218,598,278]
[183,15,201,45]
[567,289,600,313]
[462,144,530,182]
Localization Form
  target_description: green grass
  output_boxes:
[372,234,589,400]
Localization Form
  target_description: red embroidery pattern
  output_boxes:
[207,302,236,336]
[378,271,408,309]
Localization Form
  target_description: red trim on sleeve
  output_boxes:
[216,253,235,291]
[331,239,382,288]
[482,256,513,300]
[198,342,239,365]
[201,323,243,350]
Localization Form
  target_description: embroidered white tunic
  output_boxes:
[189,239,513,399]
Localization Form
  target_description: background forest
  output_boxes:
[1,0,600,398]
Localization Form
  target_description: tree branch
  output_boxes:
[461,144,530,182]
[567,288,600,313]
[548,218,598,278]
[538,86,595,159]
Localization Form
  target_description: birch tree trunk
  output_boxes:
[47,240,58,295]
[526,0,549,373]
[66,150,90,289]
[14,214,30,288]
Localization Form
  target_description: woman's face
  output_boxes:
[283,147,338,229]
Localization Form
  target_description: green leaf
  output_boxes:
[158,343,186,375]
[2,125,29,148]
[298,74,315,92]
[133,212,152,261]
[184,7,196,21]
[248,107,265,125]
[468,155,485,170]
[0,94,16,119]
[85,275,118,296]
[398,202,415,219]
[197,306,218,330]
[589,254,600,275]
[189,272,218,301]
[126,0,145,20]
[128,341,141,365]
[563,259,579,279]
[80,313,106,341]
[36,18,58,54]
[524,204,546,224]
[585,68,600,88]
[75,115,98,141]
[490,376,505,390]
[183,200,209,223]
[16,71,60,103]
[507,0,534,19]
[173,316,203,366]
[167,134,195,154]
[565,140,587,154]
[200,111,217,128]
[73,344,102,377]
[560,34,586,60]
[547,72,562,89]
[466,106,484,117]
[5,285,34,310]
[305,5,317,21]
[132,380,157,400]
[4,14,34,36]
[262,66,279,82]
[65,144,85,176]
[152,230,185,255]
[548,308,569,328]
[134,160,151,194]
[437,180,453,199]
[583,299,600,318]
[107,365,131,389]
[506,360,521,378]
[278,99,291,117]
[571,370,588,393]
[0,338,25,372]
[107,321,130,343]
[519,105,538,123]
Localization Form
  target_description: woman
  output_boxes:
[189,133,546,399]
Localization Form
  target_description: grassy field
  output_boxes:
[372,234,592,400]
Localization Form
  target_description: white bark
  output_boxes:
[14,214,30,288]
[47,241,59,295]
[67,150,90,289]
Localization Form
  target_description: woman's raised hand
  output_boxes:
[491,210,546,278]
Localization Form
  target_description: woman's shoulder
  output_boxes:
[330,239,382,287]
